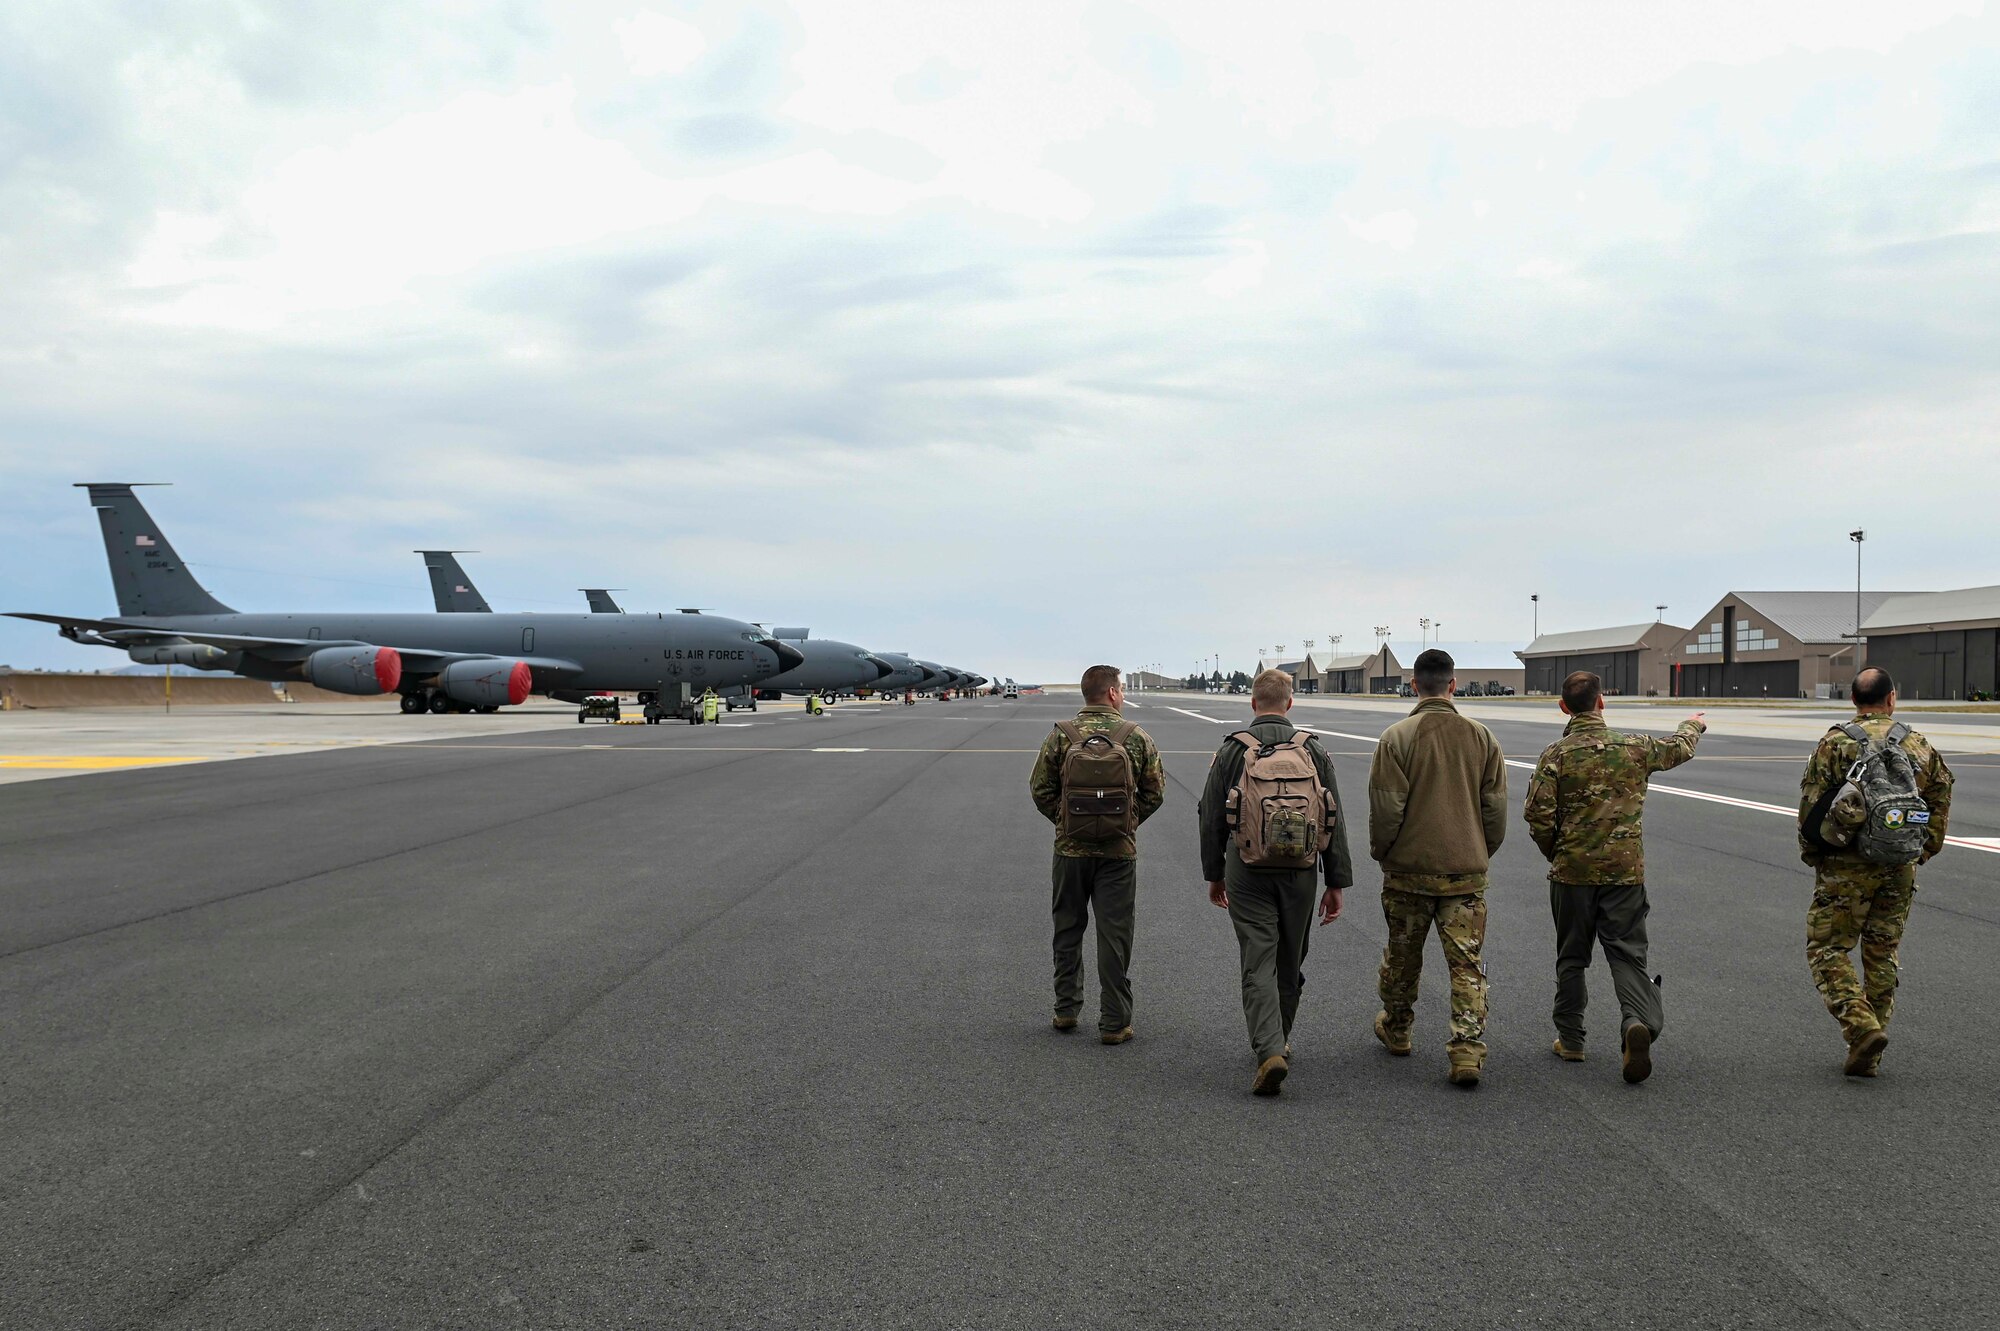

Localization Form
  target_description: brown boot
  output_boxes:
[1844,1028,1887,1077]
[1373,1011,1412,1056]
[1051,1014,1078,1033]
[1252,1054,1288,1096]
[1100,1026,1135,1046]
[1551,1038,1585,1063]
[1446,1059,1481,1088]
[1621,1021,1653,1084]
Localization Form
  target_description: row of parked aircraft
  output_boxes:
[9,485,987,723]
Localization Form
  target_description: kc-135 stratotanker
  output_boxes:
[8,484,805,723]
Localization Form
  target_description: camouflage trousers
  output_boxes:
[1806,863,1917,1046]
[1378,888,1488,1060]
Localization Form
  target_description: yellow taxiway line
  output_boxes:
[0,755,209,770]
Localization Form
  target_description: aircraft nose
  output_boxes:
[763,638,806,673]
[866,654,896,681]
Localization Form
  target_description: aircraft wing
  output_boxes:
[6,612,584,681]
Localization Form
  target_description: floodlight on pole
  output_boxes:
[1849,529,1866,641]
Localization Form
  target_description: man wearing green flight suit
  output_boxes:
[1200,668,1353,1096]
[1524,670,1705,1083]
[1028,665,1166,1044]
[1798,666,1952,1077]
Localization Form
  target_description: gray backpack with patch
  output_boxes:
[1819,722,1930,866]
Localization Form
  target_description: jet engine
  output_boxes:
[305,645,402,695]
[126,641,232,670]
[439,658,533,707]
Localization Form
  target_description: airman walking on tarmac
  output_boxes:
[1524,670,1705,1083]
[1199,668,1353,1096]
[1798,667,1953,1076]
[1029,665,1166,1044]
[1368,649,1508,1086]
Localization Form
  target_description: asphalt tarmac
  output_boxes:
[6,694,1997,1330]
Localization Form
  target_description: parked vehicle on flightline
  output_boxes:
[578,694,621,723]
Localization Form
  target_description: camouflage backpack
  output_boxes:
[1054,719,1140,842]
[1814,721,1930,866]
[1224,730,1336,869]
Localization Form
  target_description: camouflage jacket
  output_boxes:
[1797,712,1953,870]
[1029,705,1166,859]
[1196,713,1355,889]
[1524,713,1703,886]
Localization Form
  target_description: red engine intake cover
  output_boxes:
[505,659,532,706]
[374,648,403,693]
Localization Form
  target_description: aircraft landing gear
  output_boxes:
[428,693,454,715]
[400,692,426,715]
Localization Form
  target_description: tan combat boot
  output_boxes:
[1551,1038,1585,1063]
[1100,1026,1135,1046]
[1844,1028,1887,1077]
[1252,1054,1288,1096]
[1373,1011,1412,1057]
[1446,1050,1482,1088]
[1051,1014,1078,1033]
[1621,1021,1653,1084]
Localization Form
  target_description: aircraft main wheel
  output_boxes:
[577,713,586,723]
[429,693,452,714]
[400,692,425,715]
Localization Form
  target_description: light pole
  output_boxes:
[1419,617,1430,648]
[1373,625,1391,692]
[1531,593,1540,640]
[1849,529,1865,642]
[1655,604,1667,622]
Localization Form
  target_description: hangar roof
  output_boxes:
[1733,591,1915,644]
[1521,623,1668,656]
[1862,586,2000,632]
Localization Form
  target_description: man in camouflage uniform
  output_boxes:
[1798,667,1953,1076]
[1368,649,1508,1087]
[1029,665,1166,1043]
[1524,670,1704,1083]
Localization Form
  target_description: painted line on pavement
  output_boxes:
[0,754,209,770]
[1165,706,1229,724]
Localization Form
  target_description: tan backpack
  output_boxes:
[1225,730,1335,869]
[1055,719,1140,842]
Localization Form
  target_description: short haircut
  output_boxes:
[1853,667,1894,706]
[1412,649,1454,696]
[1080,664,1121,703]
[1251,668,1294,712]
[1561,670,1602,714]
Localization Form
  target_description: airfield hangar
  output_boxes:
[1518,621,1685,697]
[1860,585,2000,701]
[1666,591,1914,700]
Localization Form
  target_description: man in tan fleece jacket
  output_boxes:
[1368,649,1508,1086]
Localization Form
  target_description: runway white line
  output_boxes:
[1165,707,1230,724]
[1295,726,2000,857]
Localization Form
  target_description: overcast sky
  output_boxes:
[3,2,1996,681]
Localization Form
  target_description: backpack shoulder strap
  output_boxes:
[1885,722,1911,745]
[1839,721,1872,746]
[1053,719,1082,745]
[1226,729,1260,752]
[1108,719,1139,747]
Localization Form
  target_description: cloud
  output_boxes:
[2,2,1998,683]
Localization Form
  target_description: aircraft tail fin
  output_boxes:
[580,588,625,614]
[771,626,810,640]
[418,551,493,612]
[77,484,235,617]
